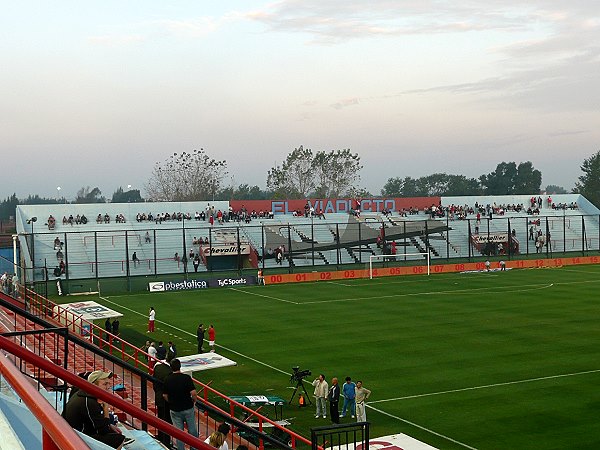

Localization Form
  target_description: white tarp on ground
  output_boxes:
[54,300,123,322]
[177,353,237,374]
[337,434,438,450]
[53,301,123,335]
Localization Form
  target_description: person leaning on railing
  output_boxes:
[63,370,133,449]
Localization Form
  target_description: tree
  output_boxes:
[267,146,315,199]
[574,150,600,208]
[312,149,362,198]
[267,146,362,199]
[75,186,105,203]
[480,161,541,195]
[381,176,425,197]
[545,184,567,194]
[381,174,480,197]
[145,149,228,201]
[0,194,19,221]
[111,187,143,203]
[513,161,542,194]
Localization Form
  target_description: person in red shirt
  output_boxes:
[208,325,216,352]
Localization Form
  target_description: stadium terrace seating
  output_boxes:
[13,194,600,281]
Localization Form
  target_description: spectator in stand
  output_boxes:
[193,254,200,272]
[59,260,66,274]
[145,231,151,243]
[206,431,225,450]
[54,237,62,250]
[163,358,199,450]
[206,423,231,450]
[11,275,19,299]
[131,252,140,268]
[63,370,130,449]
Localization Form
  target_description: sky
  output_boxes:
[1,1,599,201]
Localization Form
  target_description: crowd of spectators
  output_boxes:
[1,271,19,298]
[292,203,325,219]
[551,202,578,210]
[61,214,90,225]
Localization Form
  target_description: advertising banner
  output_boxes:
[149,276,256,292]
[202,244,251,256]
[472,233,509,244]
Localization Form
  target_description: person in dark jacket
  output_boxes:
[167,341,177,362]
[63,370,129,449]
[156,341,167,360]
[328,377,340,424]
[196,323,205,353]
[153,359,173,447]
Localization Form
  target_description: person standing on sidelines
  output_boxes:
[163,358,199,450]
[328,377,340,423]
[153,358,173,447]
[312,374,329,419]
[196,324,205,353]
[355,381,371,422]
[167,341,177,362]
[148,307,156,333]
[341,376,356,418]
[208,325,216,352]
[147,341,157,373]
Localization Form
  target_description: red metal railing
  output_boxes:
[0,335,215,450]
[21,287,313,448]
[0,346,88,450]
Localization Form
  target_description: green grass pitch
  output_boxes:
[90,265,600,449]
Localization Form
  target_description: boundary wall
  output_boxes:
[264,255,600,284]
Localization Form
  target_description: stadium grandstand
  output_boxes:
[10,193,600,294]
[1,193,599,449]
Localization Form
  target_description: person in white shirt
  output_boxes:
[312,374,329,418]
[148,307,156,332]
[147,342,157,372]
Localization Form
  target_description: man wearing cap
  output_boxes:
[64,370,130,449]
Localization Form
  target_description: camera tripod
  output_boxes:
[289,378,312,405]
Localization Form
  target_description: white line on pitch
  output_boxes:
[327,281,354,287]
[229,288,298,304]
[98,296,290,375]
[302,282,554,304]
[367,405,479,450]
[370,368,600,404]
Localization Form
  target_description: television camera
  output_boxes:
[288,367,312,405]
[290,366,311,384]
